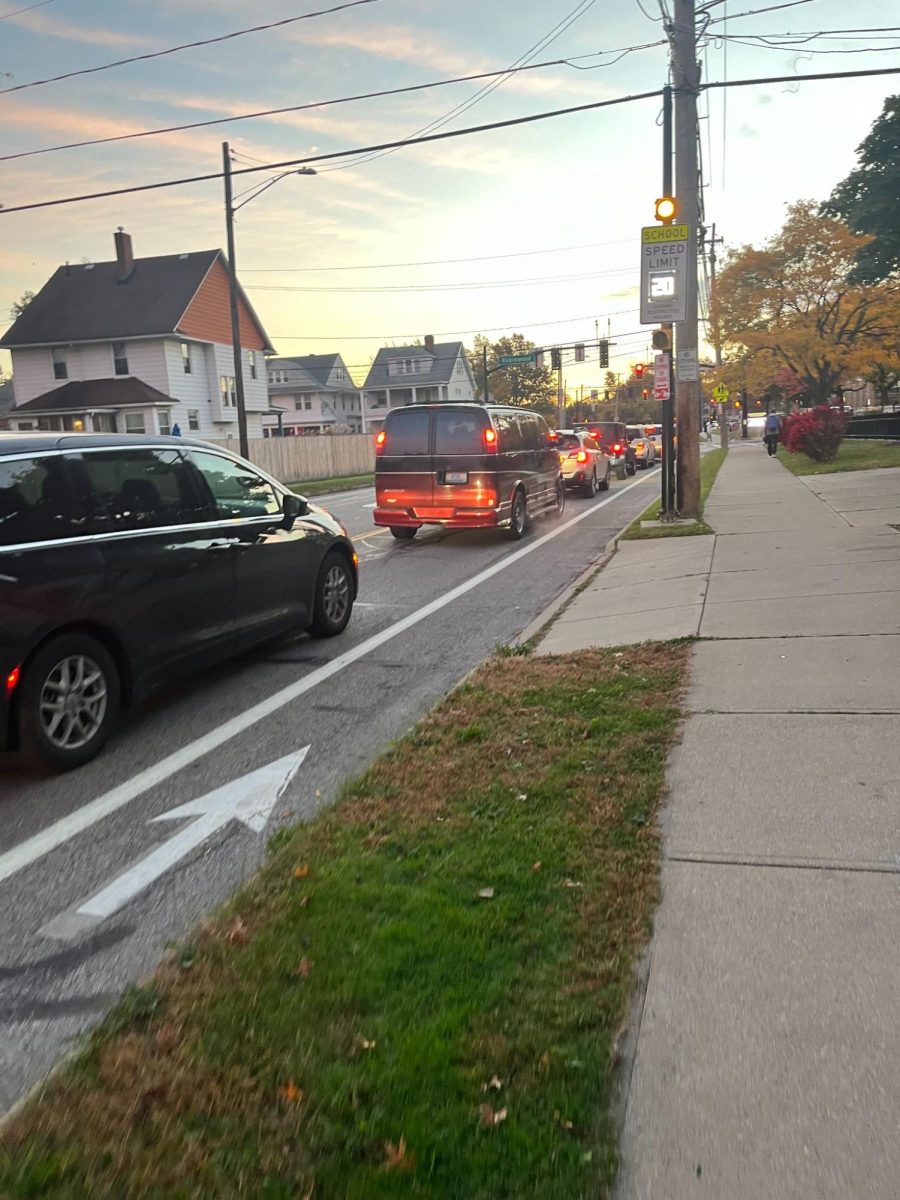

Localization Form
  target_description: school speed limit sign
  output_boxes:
[640,224,690,324]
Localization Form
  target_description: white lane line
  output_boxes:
[0,473,652,887]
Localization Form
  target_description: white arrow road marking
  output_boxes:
[39,749,307,939]
[0,472,653,890]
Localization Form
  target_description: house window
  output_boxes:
[220,376,236,407]
[51,346,68,380]
[158,409,172,435]
[124,411,146,434]
[181,342,192,374]
[248,349,257,380]
[15,420,35,431]
[304,399,312,411]
[113,341,129,376]
[336,366,345,382]
[187,409,200,431]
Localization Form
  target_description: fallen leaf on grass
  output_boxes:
[481,1075,503,1092]
[381,1136,415,1172]
[293,865,311,880]
[226,918,251,946]
[477,887,495,900]
[553,1109,574,1130]
[479,1104,508,1128]
[295,958,313,979]
[562,879,583,889]
[356,1036,376,1051]
[532,861,542,872]
[278,1078,305,1104]
[516,793,528,801]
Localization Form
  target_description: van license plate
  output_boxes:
[445,471,468,484]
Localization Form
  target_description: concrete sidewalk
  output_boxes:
[536,443,900,1199]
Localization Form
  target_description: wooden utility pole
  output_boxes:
[672,0,701,516]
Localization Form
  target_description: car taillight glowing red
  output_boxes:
[483,427,498,453]
[5,666,20,696]
[374,430,387,455]
[576,450,588,463]
[613,442,623,453]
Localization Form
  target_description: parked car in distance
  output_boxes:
[374,403,564,541]
[551,429,611,496]
[626,424,657,469]
[575,421,636,479]
[0,434,358,770]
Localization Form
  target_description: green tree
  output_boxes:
[470,333,556,414]
[864,358,900,405]
[822,95,900,283]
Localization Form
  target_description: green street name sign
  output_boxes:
[498,353,536,366]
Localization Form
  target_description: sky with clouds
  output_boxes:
[1,0,897,388]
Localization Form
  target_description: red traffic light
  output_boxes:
[634,364,645,378]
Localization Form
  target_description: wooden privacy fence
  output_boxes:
[215,434,376,483]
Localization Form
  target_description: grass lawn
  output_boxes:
[290,473,374,497]
[619,447,727,540]
[0,645,689,1200]
[777,440,900,476]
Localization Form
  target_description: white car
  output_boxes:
[626,425,657,469]
[551,429,611,497]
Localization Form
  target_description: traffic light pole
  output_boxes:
[660,85,676,521]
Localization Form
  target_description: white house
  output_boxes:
[362,336,477,430]
[263,354,362,436]
[0,230,273,439]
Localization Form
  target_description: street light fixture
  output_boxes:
[222,140,316,458]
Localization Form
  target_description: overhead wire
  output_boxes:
[244,266,638,294]
[0,0,383,95]
[0,0,60,17]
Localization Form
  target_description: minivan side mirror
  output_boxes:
[282,492,308,524]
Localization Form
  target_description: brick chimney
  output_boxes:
[114,227,135,283]
[424,334,435,354]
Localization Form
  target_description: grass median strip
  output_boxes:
[290,473,375,497]
[0,645,689,1200]
[619,447,727,540]
[777,439,900,475]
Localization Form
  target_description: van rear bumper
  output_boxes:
[374,505,505,530]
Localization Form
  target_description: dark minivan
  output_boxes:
[373,404,564,540]
[0,434,358,770]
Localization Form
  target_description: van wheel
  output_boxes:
[508,489,528,540]
[626,461,636,476]
[19,634,121,771]
[616,463,627,481]
[390,526,417,541]
[582,469,598,498]
[309,551,354,638]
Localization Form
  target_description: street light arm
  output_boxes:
[232,166,317,213]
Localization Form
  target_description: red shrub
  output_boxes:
[782,405,848,463]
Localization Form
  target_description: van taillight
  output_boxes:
[613,442,622,453]
[5,666,20,696]
[375,430,387,455]
[483,427,498,453]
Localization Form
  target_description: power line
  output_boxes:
[244,266,637,293]
[0,0,383,95]
[2,64,900,218]
[0,86,666,215]
[0,47,661,165]
[241,237,635,273]
[0,0,60,18]
[269,309,643,341]
[706,0,818,25]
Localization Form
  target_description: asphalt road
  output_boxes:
[0,467,661,1115]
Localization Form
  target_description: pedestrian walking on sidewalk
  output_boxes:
[764,411,782,456]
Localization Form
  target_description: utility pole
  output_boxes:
[708,221,728,449]
[672,0,701,516]
[482,343,489,403]
[222,142,249,459]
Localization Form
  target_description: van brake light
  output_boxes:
[375,430,387,455]
[483,427,498,453]
[613,442,623,454]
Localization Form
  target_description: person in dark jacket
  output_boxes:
[763,411,781,456]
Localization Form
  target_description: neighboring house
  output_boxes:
[0,229,273,438]
[0,378,14,430]
[362,336,477,430]
[263,353,362,436]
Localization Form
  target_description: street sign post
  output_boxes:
[498,352,536,367]
[640,224,690,324]
[653,352,670,401]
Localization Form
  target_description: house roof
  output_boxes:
[268,354,357,392]
[362,342,466,390]
[0,248,273,352]
[13,377,175,413]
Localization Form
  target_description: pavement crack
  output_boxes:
[667,852,897,876]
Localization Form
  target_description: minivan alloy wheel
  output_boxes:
[40,654,108,750]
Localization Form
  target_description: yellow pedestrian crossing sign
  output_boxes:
[712,383,729,402]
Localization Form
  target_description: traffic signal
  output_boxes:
[651,328,671,351]
[574,343,585,363]
[634,363,645,378]
[655,196,677,223]
[550,348,561,370]
[642,388,649,399]
[598,339,609,368]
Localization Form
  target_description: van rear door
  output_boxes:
[431,408,494,516]
[375,407,434,516]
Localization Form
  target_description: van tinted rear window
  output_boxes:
[385,409,430,455]
[434,410,484,454]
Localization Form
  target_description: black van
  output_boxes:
[373,404,564,540]
[0,434,358,770]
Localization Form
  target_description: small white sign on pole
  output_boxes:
[654,352,670,402]
[676,348,698,382]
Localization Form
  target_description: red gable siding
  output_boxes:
[178,257,266,350]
